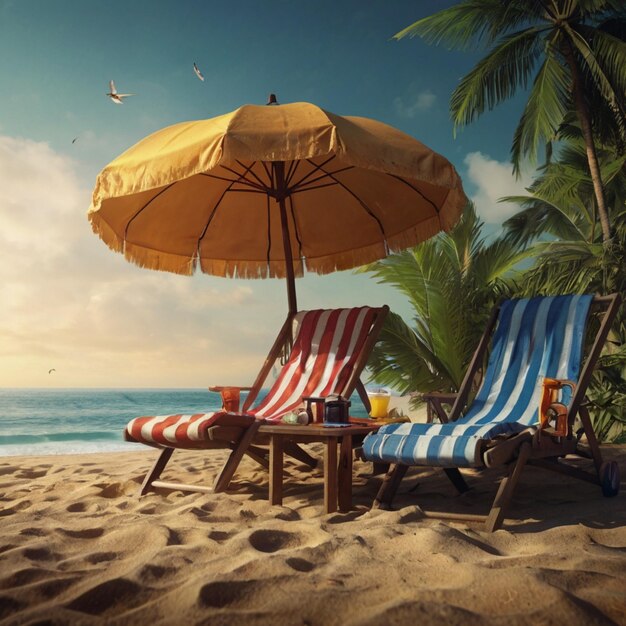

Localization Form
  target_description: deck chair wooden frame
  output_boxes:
[372,294,621,531]
[128,305,389,496]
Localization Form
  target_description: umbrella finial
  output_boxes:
[267,93,278,105]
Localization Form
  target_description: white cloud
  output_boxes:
[0,135,280,388]
[464,151,532,223]
[393,90,437,118]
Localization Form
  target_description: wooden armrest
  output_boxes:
[421,392,458,402]
[421,392,458,424]
[208,386,253,392]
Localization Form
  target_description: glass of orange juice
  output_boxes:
[368,388,391,419]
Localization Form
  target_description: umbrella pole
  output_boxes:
[274,162,298,315]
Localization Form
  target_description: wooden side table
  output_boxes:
[257,423,380,514]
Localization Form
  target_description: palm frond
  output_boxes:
[451,27,544,129]
[393,0,544,49]
[566,24,624,113]
[510,53,571,173]
[502,195,589,245]
[367,312,453,393]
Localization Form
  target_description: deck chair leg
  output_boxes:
[140,447,174,496]
[484,442,531,532]
[373,464,408,510]
[443,467,470,494]
[390,467,467,507]
[578,405,604,477]
[213,421,263,492]
[244,445,270,468]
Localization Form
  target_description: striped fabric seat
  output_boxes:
[127,307,378,446]
[362,295,593,467]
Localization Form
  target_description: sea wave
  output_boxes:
[0,431,123,446]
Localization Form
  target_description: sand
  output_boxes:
[1,444,626,625]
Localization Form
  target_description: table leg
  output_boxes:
[338,434,353,512]
[269,435,284,506]
[324,437,338,514]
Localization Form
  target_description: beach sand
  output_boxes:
[1,444,625,625]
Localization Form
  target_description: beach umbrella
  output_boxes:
[88,97,467,314]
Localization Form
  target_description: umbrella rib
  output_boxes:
[285,159,300,188]
[266,194,272,268]
[289,155,338,191]
[221,165,272,193]
[199,172,266,193]
[197,162,259,260]
[235,160,270,190]
[290,181,339,194]
[389,174,441,218]
[313,164,387,239]
[290,166,353,193]
[261,162,274,190]
[123,182,177,241]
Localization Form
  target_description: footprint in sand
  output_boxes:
[208,530,232,543]
[166,528,184,546]
[23,546,59,561]
[58,527,105,540]
[15,469,48,479]
[19,528,46,537]
[248,529,301,553]
[0,567,51,589]
[65,501,100,514]
[67,577,146,616]
[86,552,117,564]
[138,563,176,584]
[0,597,24,619]
[96,482,128,498]
[36,577,77,599]
[285,557,316,572]
[0,501,32,517]
[198,580,255,608]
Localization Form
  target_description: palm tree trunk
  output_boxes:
[563,43,612,243]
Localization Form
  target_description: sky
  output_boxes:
[0,0,534,389]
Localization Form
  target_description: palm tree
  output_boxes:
[503,133,625,294]
[361,203,531,399]
[502,138,626,440]
[395,0,626,243]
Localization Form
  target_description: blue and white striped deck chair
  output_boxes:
[362,293,621,531]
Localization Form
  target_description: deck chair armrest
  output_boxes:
[421,392,458,402]
[421,392,459,424]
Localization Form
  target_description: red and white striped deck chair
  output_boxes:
[125,306,389,495]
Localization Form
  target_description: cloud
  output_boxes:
[393,90,437,118]
[464,152,532,223]
[0,135,280,388]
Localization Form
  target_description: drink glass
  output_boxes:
[368,389,391,419]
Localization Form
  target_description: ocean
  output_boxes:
[0,388,369,457]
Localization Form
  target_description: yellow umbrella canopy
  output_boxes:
[88,100,467,312]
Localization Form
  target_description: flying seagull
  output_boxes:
[193,62,204,82]
[72,137,78,144]
[106,80,135,104]
[48,368,56,374]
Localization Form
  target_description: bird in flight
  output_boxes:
[106,80,135,104]
[48,368,56,374]
[193,62,204,82]
[72,137,78,144]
